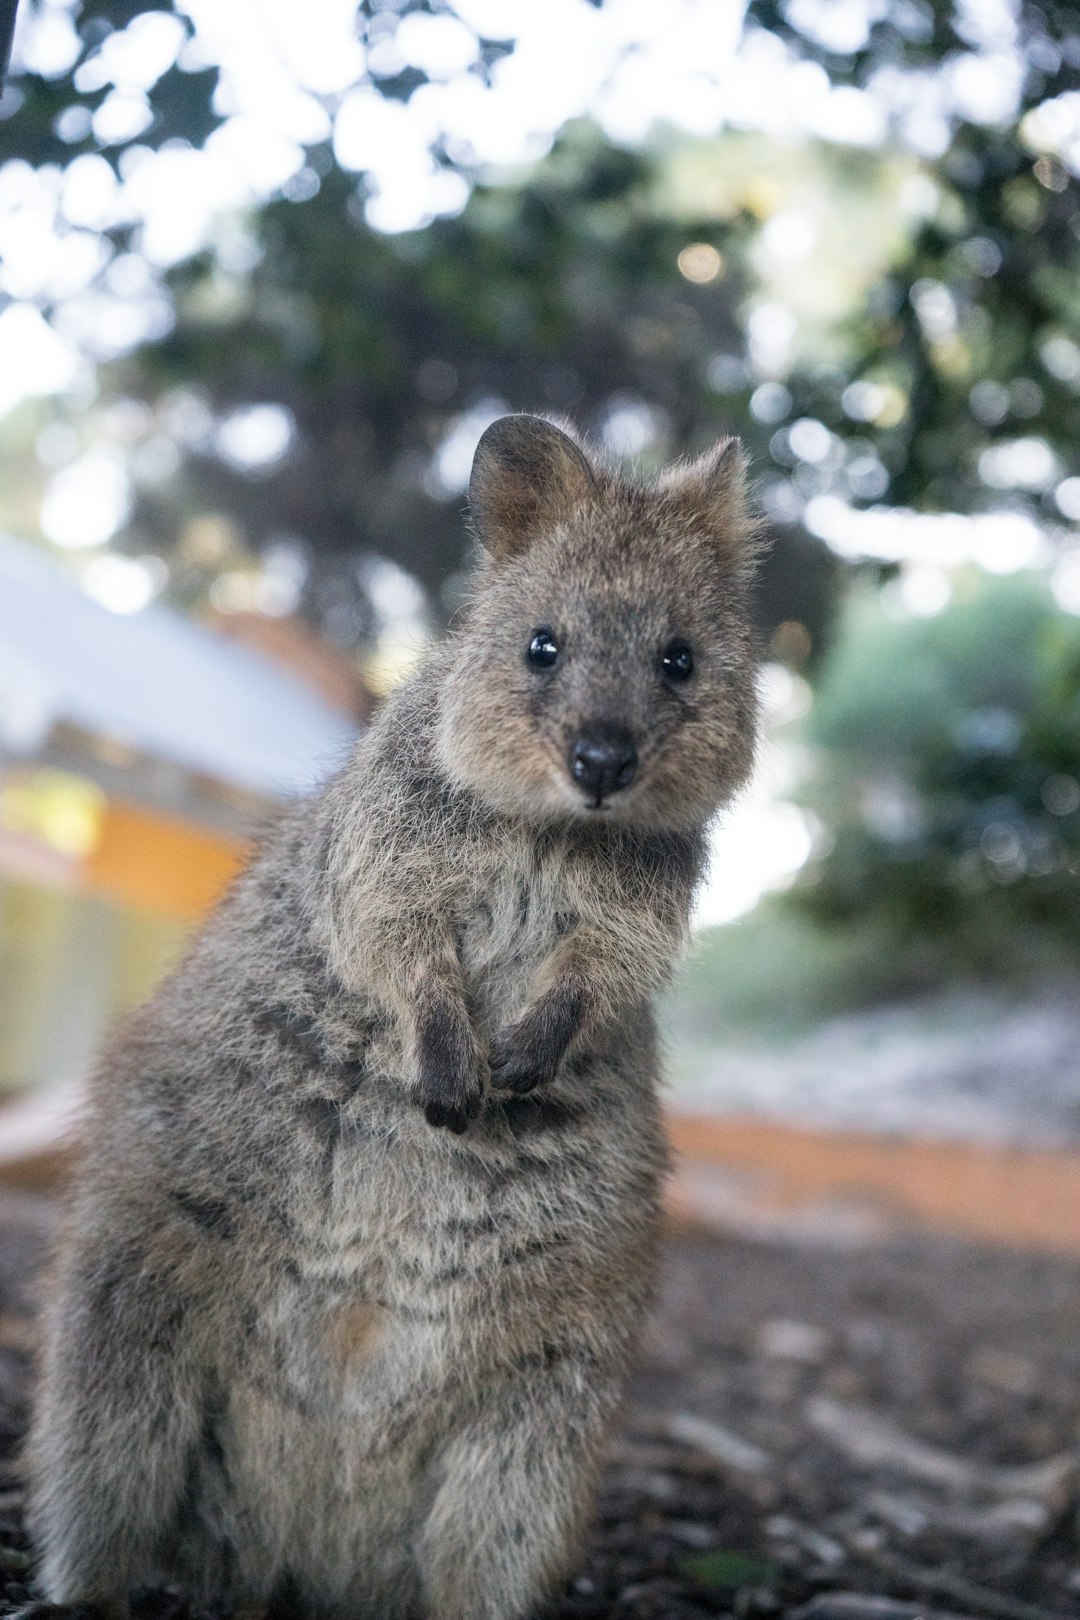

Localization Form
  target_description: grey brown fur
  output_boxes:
[28,416,762,1620]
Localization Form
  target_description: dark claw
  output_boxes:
[419,1078,481,1133]
[423,1099,472,1133]
[489,1054,546,1096]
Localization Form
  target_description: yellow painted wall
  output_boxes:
[0,877,191,1095]
[0,784,252,1097]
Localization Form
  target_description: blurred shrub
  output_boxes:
[670,900,933,1045]
[793,571,1080,967]
[7,1,1080,666]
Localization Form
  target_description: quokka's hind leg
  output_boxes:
[416,1352,621,1620]
[28,1233,206,1616]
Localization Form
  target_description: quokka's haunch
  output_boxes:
[29,415,762,1620]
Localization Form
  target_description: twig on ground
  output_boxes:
[664,1412,773,1474]
[807,1397,1077,1503]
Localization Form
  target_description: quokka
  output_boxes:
[28,415,762,1620]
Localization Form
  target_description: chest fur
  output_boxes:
[456,832,577,1035]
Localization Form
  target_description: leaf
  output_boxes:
[678,1549,779,1590]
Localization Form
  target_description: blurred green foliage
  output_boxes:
[794,572,1080,963]
[2,0,1078,664]
[757,2,1080,520]
[6,0,1080,980]
[669,899,922,1044]
[678,1550,779,1591]
[130,132,797,632]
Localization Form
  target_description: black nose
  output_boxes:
[569,726,638,802]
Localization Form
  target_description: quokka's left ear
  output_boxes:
[659,437,763,580]
[469,414,596,563]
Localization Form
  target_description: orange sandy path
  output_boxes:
[4,1102,1080,1255]
[667,1112,1080,1254]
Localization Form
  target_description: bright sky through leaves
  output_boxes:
[2,0,1080,922]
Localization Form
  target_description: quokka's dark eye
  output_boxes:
[660,639,694,681]
[527,629,559,669]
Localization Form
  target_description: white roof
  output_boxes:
[0,537,358,799]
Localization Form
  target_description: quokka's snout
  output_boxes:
[568,721,638,806]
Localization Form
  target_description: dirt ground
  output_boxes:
[2,1192,1079,1620]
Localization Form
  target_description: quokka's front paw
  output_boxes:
[418,1075,483,1134]
[413,1005,486,1133]
[488,1026,558,1097]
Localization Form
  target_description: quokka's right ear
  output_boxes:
[469,414,596,562]
[659,436,762,581]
